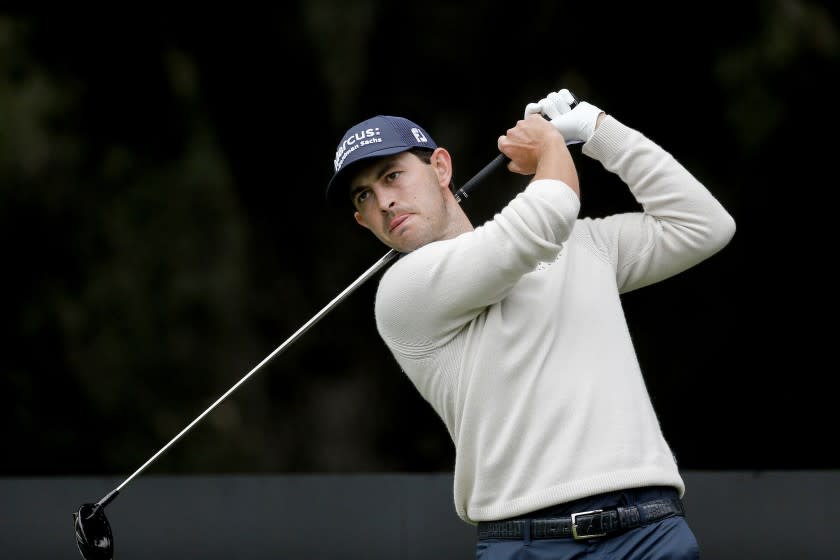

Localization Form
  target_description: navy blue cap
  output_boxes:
[326,115,437,206]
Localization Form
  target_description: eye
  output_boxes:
[354,189,370,205]
[385,170,401,183]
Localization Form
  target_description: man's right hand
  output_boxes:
[498,114,580,197]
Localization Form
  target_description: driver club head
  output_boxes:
[73,503,114,560]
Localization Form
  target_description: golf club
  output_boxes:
[73,96,578,560]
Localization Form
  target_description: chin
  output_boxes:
[388,239,416,254]
[384,233,414,254]
[391,243,414,254]
[388,229,432,254]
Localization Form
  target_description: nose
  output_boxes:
[373,185,397,212]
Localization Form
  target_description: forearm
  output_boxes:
[585,116,735,245]
[532,135,579,197]
[582,116,736,290]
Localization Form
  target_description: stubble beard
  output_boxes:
[391,188,452,254]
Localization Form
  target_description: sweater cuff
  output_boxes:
[582,116,642,163]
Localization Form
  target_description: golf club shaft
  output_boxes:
[96,93,585,505]
[106,248,400,499]
[96,149,510,505]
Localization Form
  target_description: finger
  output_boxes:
[558,89,577,106]
[542,91,571,119]
[523,102,543,119]
[506,159,525,174]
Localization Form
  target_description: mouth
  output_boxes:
[389,214,411,232]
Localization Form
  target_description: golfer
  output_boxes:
[325,89,736,559]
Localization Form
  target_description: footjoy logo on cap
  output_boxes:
[411,127,428,143]
[326,115,437,206]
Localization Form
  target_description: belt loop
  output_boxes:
[638,504,649,524]
[523,519,531,545]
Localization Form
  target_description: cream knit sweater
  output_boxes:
[373,116,736,524]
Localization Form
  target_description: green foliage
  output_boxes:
[1,1,836,474]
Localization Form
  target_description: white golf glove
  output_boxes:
[524,89,603,145]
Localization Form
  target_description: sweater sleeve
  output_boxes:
[375,180,581,353]
[580,116,737,293]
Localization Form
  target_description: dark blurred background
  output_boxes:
[1,1,836,479]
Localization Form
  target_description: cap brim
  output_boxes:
[325,145,415,207]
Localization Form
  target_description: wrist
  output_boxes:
[595,112,607,129]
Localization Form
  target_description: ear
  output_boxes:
[431,147,453,191]
[354,210,371,230]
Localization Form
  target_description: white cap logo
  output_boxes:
[411,128,428,143]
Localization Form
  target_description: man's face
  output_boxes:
[350,148,454,253]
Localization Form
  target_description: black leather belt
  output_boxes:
[477,497,685,540]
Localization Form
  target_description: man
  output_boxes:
[325,89,736,559]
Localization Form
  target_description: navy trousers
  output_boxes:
[475,486,700,559]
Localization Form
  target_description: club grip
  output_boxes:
[454,153,508,203]
[454,95,579,204]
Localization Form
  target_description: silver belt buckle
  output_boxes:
[570,509,606,540]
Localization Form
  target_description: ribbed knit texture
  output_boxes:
[374,116,736,524]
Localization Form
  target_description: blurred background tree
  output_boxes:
[1,0,836,477]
